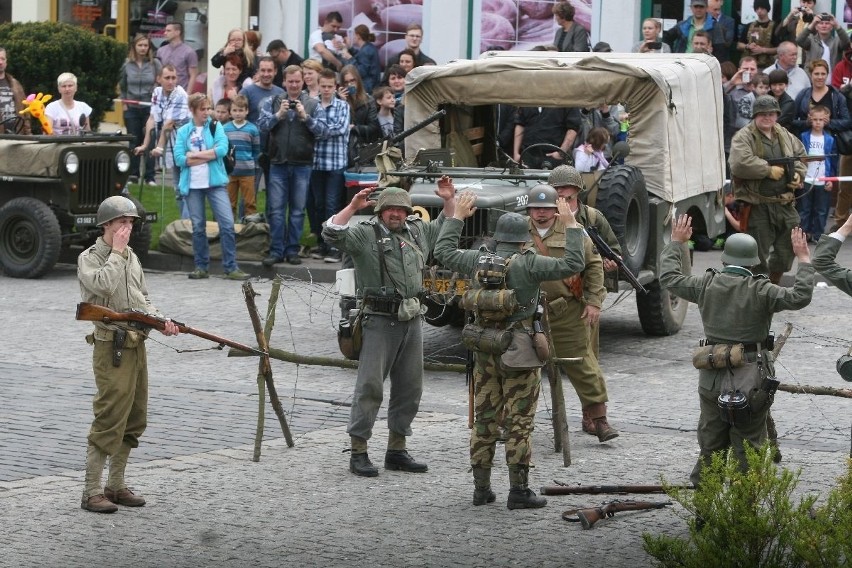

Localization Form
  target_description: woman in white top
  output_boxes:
[44,72,92,135]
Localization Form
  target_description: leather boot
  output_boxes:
[507,464,547,510]
[81,443,117,513]
[472,467,496,506]
[581,408,596,435]
[594,417,619,442]
[106,442,132,494]
[384,450,428,472]
[349,452,379,477]
[104,486,146,507]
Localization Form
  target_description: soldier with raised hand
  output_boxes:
[434,192,585,510]
[525,183,618,442]
[659,214,813,490]
[813,214,852,294]
[322,180,456,477]
[77,196,179,513]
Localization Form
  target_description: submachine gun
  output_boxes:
[354,109,446,167]
[765,154,835,186]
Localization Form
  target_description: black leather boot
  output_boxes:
[472,467,496,506]
[507,464,547,510]
[384,450,428,472]
[349,452,379,477]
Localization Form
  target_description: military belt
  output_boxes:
[363,296,402,315]
[704,340,764,353]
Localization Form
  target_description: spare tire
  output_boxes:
[593,165,649,275]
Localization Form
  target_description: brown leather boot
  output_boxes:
[81,494,118,514]
[581,408,596,435]
[104,487,146,507]
[594,417,619,442]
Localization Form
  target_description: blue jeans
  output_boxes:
[309,168,345,247]
[796,182,832,240]
[267,163,311,258]
[124,106,155,181]
[186,184,239,273]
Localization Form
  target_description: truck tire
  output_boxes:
[0,197,62,278]
[126,197,151,260]
[593,165,649,275]
[636,279,688,336]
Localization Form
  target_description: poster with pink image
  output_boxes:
[480,0,591,52]
[317,0,425,68]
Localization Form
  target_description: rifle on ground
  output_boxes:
[562,500,673,529]
[541,482,693,496]
[356,109,446,166]
[585,226,647,294]
[766,154,835,186]
[75,303,264,356]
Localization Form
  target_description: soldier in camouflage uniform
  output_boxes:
[729,94,807,284]
[525,184,618,442]
[660,214,813,488]
[434,192,585,509]
[322,181,456,477]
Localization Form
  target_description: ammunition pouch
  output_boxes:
[461,324,512,355]
[363,295,402,315]
[459,288,518,323]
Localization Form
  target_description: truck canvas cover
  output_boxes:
[403,52,725,203]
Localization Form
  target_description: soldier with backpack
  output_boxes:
[433,192,585,510]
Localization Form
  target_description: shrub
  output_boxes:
[0,21,125,129]
[643,443,851,567]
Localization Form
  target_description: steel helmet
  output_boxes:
[752,95,781,116]
[548,165,584,189]
[527,184,559,209]
[493,212,531,243]
[96,196,139,226]
[720,233,759,267]
[374,187,413,214]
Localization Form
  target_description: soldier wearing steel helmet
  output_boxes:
[322,179,456,478]
[434,191,585,510]
[77,196,180,514]
[659,214,813,489]
[729,94,807,284]
[524,184,618,442]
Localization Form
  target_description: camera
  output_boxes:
[288,100,297,110]
[821,12,832,20]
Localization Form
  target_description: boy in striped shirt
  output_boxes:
[224,95,261,218]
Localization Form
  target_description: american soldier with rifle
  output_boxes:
[76,196,180,514]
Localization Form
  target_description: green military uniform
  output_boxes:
[322,212,445,453]
[659,240,813,486]
[526,217,614,435]
[730,121,807,277]
[434,216,584,507]
[78,237,160,500]
[813,234,852,295]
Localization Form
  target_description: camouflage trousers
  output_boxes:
[470,350,541,468]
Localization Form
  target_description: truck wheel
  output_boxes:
[126,197,151,260]
[594,165,649,275]
[636,279,688,336]
[0,197,62,278]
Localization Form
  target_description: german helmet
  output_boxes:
[720,233,759,267]
[493,212,531,243]
[374,187,413,214]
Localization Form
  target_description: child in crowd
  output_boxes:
[223,95,260,218]
[798,104,837,242]
[573,127,610,172]
[373,85,396,138]
[214,98,232,124]
[768,69,796,131]
[739,73,770,124]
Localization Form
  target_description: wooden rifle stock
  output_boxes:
[541,483,693,496]
[563,500,673,529]
[75,302,264,357]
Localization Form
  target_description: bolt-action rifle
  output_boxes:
[585,226,647,294]
[541,482,693,496]
[562,500,673,529]
[75,303,264,356]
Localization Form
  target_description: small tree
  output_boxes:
[0,21,125,129]
[643,444,852,567]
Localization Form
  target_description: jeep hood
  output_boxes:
[403,53,725,203]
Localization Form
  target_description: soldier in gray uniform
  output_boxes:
[78,196,180,513]
[813,214,852,295]
[322,181,456,477]
[434,192,585,509]
[660,214,813,488]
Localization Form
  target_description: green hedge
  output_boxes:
[0,21,125,129]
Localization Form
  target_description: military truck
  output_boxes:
[392,51,727,336]
[0,132,155,278]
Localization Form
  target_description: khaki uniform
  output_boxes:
[659,240,813,486]
[730,122,807,276]
[434,217,585,467]
[525,218,610,416]
[323,214,445,447]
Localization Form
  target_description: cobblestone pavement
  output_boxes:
[1,248,850,567]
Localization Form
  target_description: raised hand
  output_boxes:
[671,214,693,243]
[556,197,578,228]
[453,191,477,220]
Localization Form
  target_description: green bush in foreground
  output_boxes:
[643,443,851,567]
